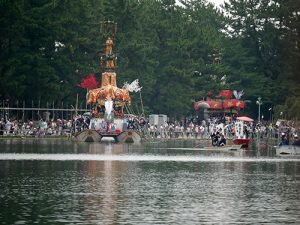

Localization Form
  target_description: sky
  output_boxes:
[176,0,227,8]
[207,0,226,7]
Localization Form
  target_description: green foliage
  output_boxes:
[0,0,299,119]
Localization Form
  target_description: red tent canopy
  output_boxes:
[207,100,222,109]
[223,99,245,109]
[194,99,245,111]
[216,90,233,99]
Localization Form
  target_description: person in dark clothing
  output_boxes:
[0,120,4,135]
[218,134,226,146]
[280,133,289,146]
[292,135,300,146]
[211,132,219,146]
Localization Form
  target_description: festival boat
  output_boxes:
[75,21,141,143]
[194,90,252,147]
[232,116,253,147]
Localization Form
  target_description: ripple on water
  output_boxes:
[0,153,300,162]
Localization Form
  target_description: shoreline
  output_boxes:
[0,135,70,140]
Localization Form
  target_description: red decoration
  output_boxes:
[79,73,98,90]
[207,100,222,109]
[115,129,121,134]
[235,100,245,109]
[216,90,233,99]
[223,99,235,109]
[194,99,245,111]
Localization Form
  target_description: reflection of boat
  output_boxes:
[275,145,300,155]
[74,21,141,143]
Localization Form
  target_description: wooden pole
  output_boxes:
[76,93,78,116]
[85,89,88,111]
[22,101,25,123]
[52,101,55,120]
[139,91,145,116]
[61,102,63,120]
[16,100,19,121]
[32,100,34,121]
[38,99,41,120]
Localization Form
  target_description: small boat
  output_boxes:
[233,116,253,147]
[275,145,300,155]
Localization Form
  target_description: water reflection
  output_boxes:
[0,139,300,224]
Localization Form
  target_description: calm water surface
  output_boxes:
[0,139,300,224]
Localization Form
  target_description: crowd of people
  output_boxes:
[0,114,299,146]
[0,117,73,137]
[145,116,289,139]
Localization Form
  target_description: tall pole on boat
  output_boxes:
[139,91,145,116]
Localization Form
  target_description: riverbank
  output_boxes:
[0,135,70,140]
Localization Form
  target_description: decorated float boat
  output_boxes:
[74,21,141,143]
[194,90,251,147]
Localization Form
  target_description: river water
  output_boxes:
[0,139,299,224]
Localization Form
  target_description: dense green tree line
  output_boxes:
[0,0,299,120]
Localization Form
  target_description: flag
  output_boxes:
[79,73,98,90]
[123,79,142,92]
[233,90,244,99]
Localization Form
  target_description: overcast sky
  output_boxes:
[177,0,227,8]
[207,0,226,7]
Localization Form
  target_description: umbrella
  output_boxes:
[194,101,210,110]
[237,116,254,122]
[197,101,210,109]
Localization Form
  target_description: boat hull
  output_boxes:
[75,129,102,142]
[117,130,141,143]
[74,129,141,143]
[233,138,250,147]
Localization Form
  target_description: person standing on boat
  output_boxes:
[280,133,289,146]
[292,135,300,146]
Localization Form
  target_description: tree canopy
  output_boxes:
[0,0,299,120]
